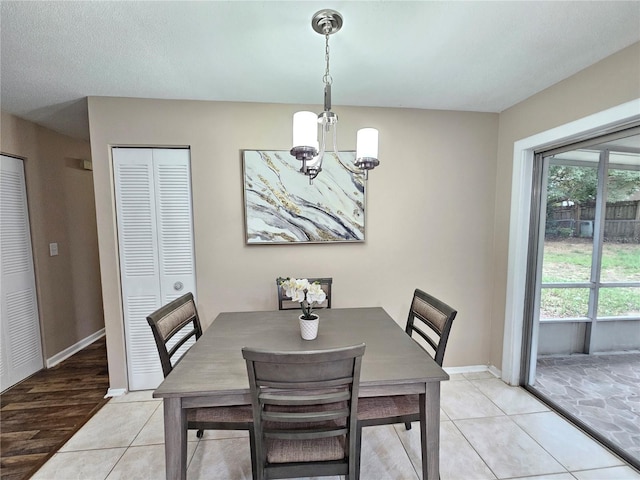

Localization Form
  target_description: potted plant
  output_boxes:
[279,277,327,340]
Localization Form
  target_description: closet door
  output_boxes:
[0,155,43,391]
[113,148,196,391]
[153,149,196,303]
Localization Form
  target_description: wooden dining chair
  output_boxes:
[242,343,366,480]
[276,277,333,310]
[147,292,255,475]
[355,288,457,476]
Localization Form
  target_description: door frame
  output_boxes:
[501,98,640,385]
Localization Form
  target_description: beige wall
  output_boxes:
[489,42,640,368]
[1,112,104,359]
[88,98,499,390]
[90,42,640,391]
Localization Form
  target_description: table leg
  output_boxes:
[421,382,441,480]
[164,397,187,480]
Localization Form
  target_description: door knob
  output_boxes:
[174,281,184,291]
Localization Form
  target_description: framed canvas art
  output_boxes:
[242,150,365,244]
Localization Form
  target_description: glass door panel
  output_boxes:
[523,130,640,469]
[543,162,596,285]
[601,163,640,283]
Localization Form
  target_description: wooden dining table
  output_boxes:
[153,307,449,479]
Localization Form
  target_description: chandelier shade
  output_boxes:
[289,9,381,183]
[356,128,379,160]
[292,111,319,154]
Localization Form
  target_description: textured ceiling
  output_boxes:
[1,1,639,140]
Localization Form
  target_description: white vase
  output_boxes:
[299,314,319,340]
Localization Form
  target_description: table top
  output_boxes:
[153,307,449,400]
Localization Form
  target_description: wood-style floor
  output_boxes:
[0,337,109,480]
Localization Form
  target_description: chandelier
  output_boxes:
[290,9,380,183]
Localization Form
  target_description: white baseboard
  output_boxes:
[46,328,105,368]
[444,364,500,378]
[105,388,127,398]
[488,364,502,379]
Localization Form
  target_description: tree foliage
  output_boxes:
[547,165,640,206]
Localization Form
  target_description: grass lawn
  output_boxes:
[540,240,640,318]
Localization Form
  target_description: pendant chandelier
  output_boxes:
[290,9,380,184]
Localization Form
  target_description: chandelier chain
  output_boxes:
[323,33,332,86]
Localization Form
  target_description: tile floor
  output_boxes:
[31,371,640,480]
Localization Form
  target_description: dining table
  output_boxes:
[153,307,449,480]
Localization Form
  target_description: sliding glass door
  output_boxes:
[523,128,640,467]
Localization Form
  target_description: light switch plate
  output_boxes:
[49,242,58,256]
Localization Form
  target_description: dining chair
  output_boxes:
[147,293,255,476]
[355,288,457,476]
[276,277,332,310]
[242,343,366,480]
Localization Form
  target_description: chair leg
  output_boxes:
[405,421,412,430]
[196,429,204,438]
[353,424,363,480]
[249,425,257,480]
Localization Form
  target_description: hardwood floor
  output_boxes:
[1,337,109,480]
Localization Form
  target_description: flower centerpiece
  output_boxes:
[279,277,327,340]
[279,277,327,320]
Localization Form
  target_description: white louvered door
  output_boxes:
[0,155,43,391]
[152,149,196,304]
[113,148,196,391]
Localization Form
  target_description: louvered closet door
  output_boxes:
[113,148,196,391]
[0,155,43,391]
[152,149,196,303]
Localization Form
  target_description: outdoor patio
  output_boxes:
[532,352,640,467]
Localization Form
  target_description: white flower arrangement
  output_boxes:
[279,277,327,320]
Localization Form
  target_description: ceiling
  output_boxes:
[1,1,639,141]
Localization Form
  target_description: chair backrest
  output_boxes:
[146,292,203,377]
[242,343,365,478]
[405,288,457,366]
[276,277,332,310]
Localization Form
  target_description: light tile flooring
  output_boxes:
[31,372,640,480]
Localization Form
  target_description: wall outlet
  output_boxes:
[49,242,58,256]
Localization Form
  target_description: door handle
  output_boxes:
[174,281,184,291]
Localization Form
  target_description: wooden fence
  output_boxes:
[548,200,640,242]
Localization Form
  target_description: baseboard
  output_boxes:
[46,329,105,368]
[488,364,502,379]
[105,388,127,398]
[444,364,500,378]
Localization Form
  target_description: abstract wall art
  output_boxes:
[242,150,365,244]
